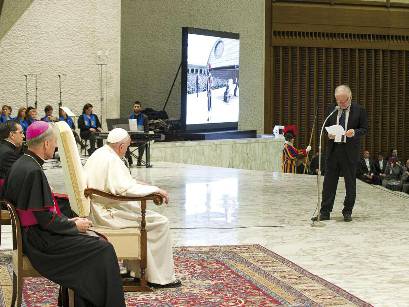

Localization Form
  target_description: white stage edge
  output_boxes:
[151,136,284,172]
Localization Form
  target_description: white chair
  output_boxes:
[55,121,163,291]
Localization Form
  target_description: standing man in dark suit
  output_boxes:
[313,85,368,222]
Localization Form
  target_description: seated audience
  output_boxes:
[375,152,387,179]
[84,128,181,288]
[59,107,86,149]
[41,105,58,122]
[127,100,149,166]
[78,103,103,155]
[0,121,24,191]
[1,121,125,306]
[382,157,404,191]
[309,152,326,175]
[0,105,12,123]
[22,106,38,133]
[15,106,27,127]
[357,150,381,185]
[386,148,399,164]
[401,159,409,194]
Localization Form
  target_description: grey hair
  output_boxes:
[334,85,352,99]
[26,124,55,147]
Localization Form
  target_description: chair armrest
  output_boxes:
[84,188,163,206]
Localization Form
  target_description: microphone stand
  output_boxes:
[162,62,182,112]
[58,74,63,107]
[24,75,29,107]
[311,106,339,227]
[34,74,38,109]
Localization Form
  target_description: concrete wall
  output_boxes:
[0,0,33,41]
[0,0,121,128]
[121,0,265,132]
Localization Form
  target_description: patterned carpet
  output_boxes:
[0,245,371,306]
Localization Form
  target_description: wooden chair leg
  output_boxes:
[11,272,17,307]
[0,208,4,246]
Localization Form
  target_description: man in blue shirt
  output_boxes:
[22,106,38,134]
[128,101,149,166]
[41,105,58,122]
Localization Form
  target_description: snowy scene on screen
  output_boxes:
[186,34,239,125]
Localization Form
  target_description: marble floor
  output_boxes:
[2,161,409,306]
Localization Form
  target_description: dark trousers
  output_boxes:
[80,131,103,154]
[72,130,82,146]
[321,144,357,216]
[359,174,381,185]
[125,142,145,165]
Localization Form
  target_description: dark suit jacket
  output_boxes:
[325,102,368,164]
[358,158,376,177]
[374,159,387,175]
[0,140,23,179]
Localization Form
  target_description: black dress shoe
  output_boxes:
[311,214,330,221]
[148,279,182,289]
[343,214,352,222]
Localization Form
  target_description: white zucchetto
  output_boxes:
[107,128,129,143]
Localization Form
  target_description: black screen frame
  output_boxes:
[181,27,240,132]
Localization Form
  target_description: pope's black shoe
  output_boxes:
[311,213,330,221]
[148,279,182,289]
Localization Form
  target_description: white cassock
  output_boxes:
[84,145,176,285]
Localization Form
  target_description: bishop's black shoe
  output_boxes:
[311,213,330,221]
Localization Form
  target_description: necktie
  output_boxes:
[339,110,346,129]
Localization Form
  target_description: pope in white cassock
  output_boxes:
[84,128,181,288]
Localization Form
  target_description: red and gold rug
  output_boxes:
[0,245,371,306]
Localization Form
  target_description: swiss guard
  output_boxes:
[282,125,311,173]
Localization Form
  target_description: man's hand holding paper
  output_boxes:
[325,125,345,142]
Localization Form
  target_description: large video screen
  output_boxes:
[181,28,239,131]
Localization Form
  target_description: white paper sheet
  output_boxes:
[128,119,138,131]
[325,125,345,143]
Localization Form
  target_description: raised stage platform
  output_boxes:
[151,135,284,172]
[164,129,257,141]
